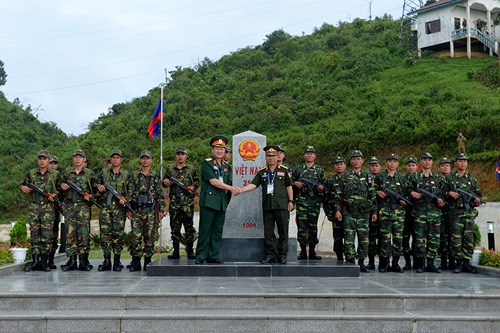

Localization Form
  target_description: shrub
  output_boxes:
[0,243,14,265]
[473,223,481,248]
[479,248,500,268]
[9,220,28,247]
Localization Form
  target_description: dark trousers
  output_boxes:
[196,206,226,261]
[263,209,289,258]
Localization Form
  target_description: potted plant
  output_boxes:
[471,223,482,265]
[9,220,29,263]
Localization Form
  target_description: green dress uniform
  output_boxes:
[250,165,292,261]
[196,157,232,262]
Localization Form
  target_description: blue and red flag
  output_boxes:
[496,157,500,182]
[148,98,163,139]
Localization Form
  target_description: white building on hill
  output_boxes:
[409,0,500,58]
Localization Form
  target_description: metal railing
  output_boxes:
[452,28,499,54]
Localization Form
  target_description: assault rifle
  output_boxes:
[166,176,198,197]
[382,187,413,207]
[417,188,446,206]
[298,177,323,197]
[66,180,102,209]
[27,182,61,207]
[456,188,485,210]
[103,182,137,215]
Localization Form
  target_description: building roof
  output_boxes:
[408,0,462,15]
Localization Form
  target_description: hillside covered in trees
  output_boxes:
[1,16,499,219]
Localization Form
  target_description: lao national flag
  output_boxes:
[496,157,500,182]
[147,99,162,139]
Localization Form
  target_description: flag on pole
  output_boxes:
[148,97,163,139]
[496,157,500,182]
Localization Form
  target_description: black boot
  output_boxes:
[462,259,478,274]
[403,254,412,270]
[297,244,307,260]
[98,255,112,271]
[308,245,322,260]
[448,255,456,270]
[23,254,39,272]
[378,257,389,273]
[367,256,375,270]
[391,256,404,273]
[359,259,370,273]
[440,256,448,270]
[61,255,77,271]
[426,258,441,273]
[335,252,344,262]
[185,243,196,260]
[128,256,142,272]
[454,259,463,273]
[167,243,180,259]
[48,251,57,270]
[41,253,51,272]
[143,256,152,271]
[78,253,92,271]
[415,257,426,273]
[113,255,122,272]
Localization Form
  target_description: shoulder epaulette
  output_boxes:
[205,158,213,161]
[258,166,267,171]
[280,165,288,170]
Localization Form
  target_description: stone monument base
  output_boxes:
[219,237,297,262]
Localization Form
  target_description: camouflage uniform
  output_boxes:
[324,173,344,259]
[402,170,417,269]
[292,162,324,247]
[165,164,199,245]
[128,169,166,259]
[374,167,407,272]
[438,158,453,270]
[334,169,376,265]
[443,163,481,273]
[406,169,444,272]
[95,167,130,260]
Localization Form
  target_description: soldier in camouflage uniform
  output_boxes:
[94,150,130,272]
[60,149,96,271]
[163,147,199,260]
[438,157,453,270]
[444,153,482,274]
[323,156,346,261]
[374,153,408,273]
[293,146,325,260]
[367,156,381,270]
[47,155,63,269]
[20,150,60,272]
[402,156,418,270]
[127,150,166,271]
[334,150,377,273]
[407,152,445,273]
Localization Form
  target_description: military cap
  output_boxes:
[49,155,59,163]
[37,150,50,158]
[369,156,380,164]
[439,157,451,165]
[456,153,469,161]
[406,156,417,164]
[210,135,228,147]
[263,145,279,156]
[140,150,152,158]
[420,152,433,159]
[386,153,399,161]
[224,145,231,153]
[304,146,316,153]
[73,149,86,157]
[276,145,285,152]
[176,146,187,154]
[333,156,345,163]
[350,150,364,158]
[109,149,123,158]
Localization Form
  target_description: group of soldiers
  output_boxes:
[19,138,482,274]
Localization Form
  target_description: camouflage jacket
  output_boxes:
[292,163,325,205]
[406,171,445,212]
[374,170,408,211]
[60,167,95,204]
[128,169,166,211]
[94,168,130,207]
[323,173,342,216]
[22,168,60,205]
[164,163,199,209]
[443,171,481,213]
[334,169,376,216]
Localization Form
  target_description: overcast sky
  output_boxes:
[0,0,402,136]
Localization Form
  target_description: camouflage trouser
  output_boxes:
[450,210,477,260]
[413,208,441,259]
[439,213,452,259]
[50,209,61,254]
[344,213,369,261]
[368,219,381,258]
[28,203,55,255]
[99,204,126,257]
[64,203,91,256]
[296,202,320,245]
[378,207,405,258]
[129,207,158,257]
[402,208,415,257]
[332,217,345,256]
[169,207,196,245]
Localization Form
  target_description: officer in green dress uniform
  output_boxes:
[195,136,240,264]
[240,145,294,264]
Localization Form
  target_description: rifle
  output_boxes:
[103,182,137,215]
[417,188,446,206]
[27,182,61,207]
[456,188,485,210]
[66,180,102,209]
[166,176,198,197]
[382,187,413,207]
[298,177,322,197]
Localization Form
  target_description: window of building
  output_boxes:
[454,17,461,30]
[425,19,441,34]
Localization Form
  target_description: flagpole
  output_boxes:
[159,85,164,256]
